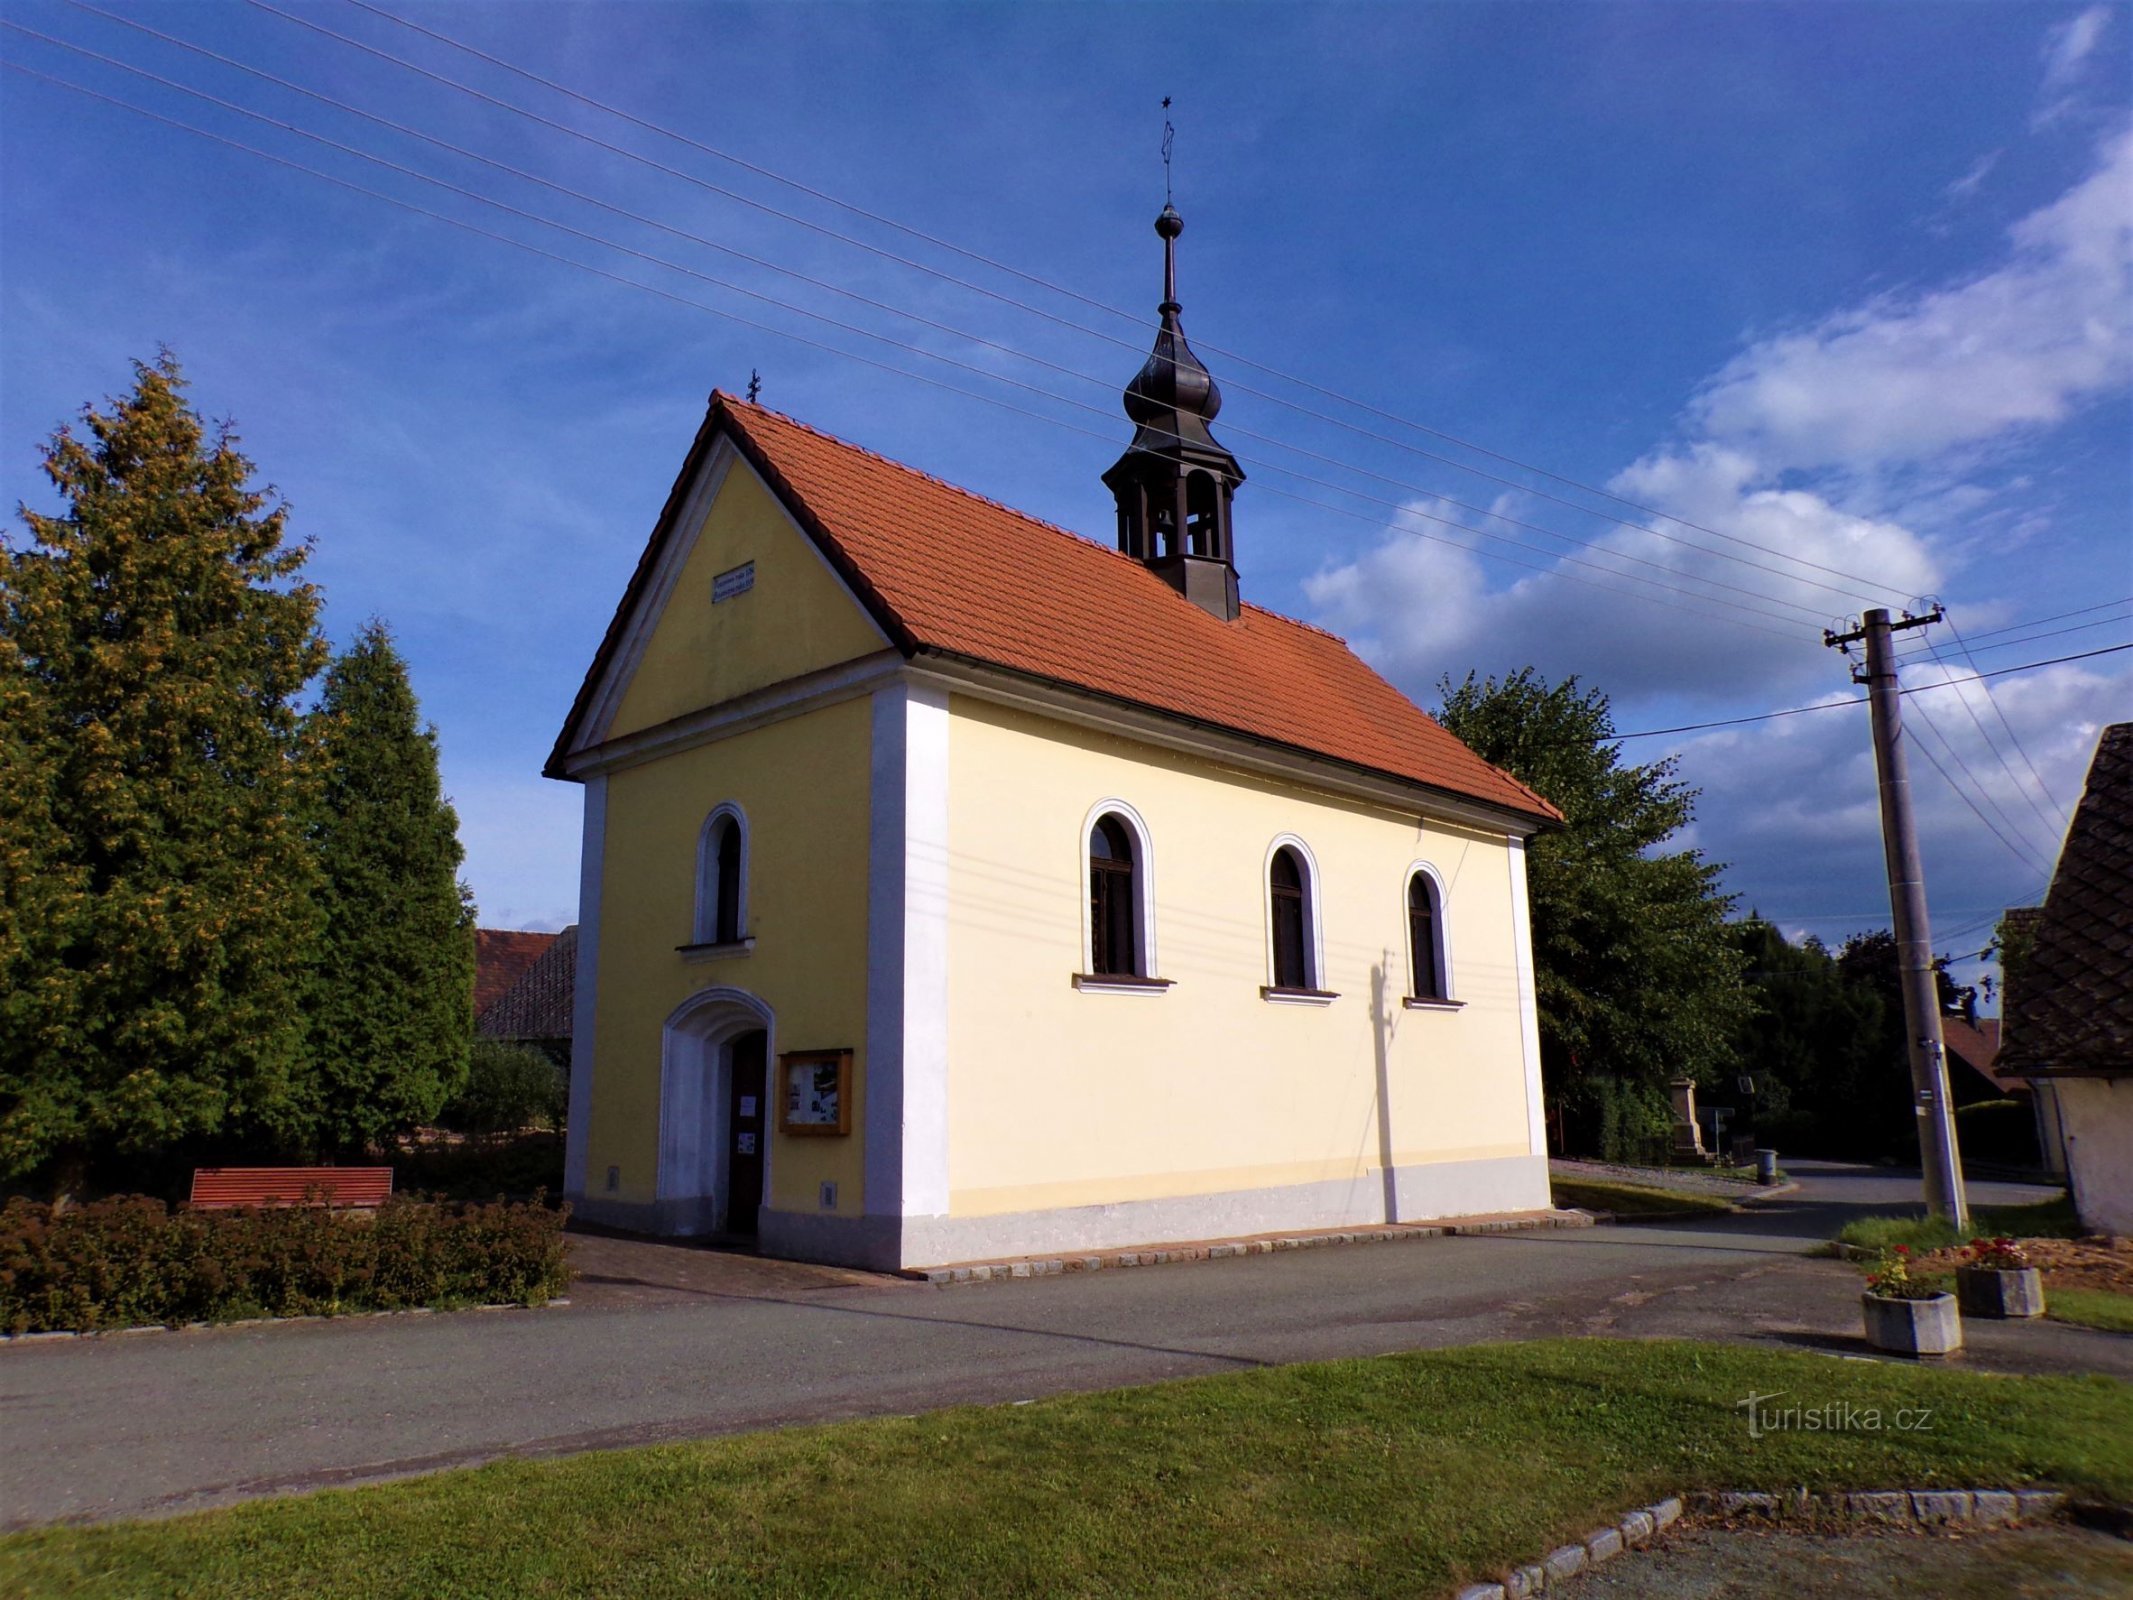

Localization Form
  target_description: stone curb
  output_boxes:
[907,1212,1594,1285]
[1450,1488,2073,1598]
[0,1297,569,1346]
[1685,1486,2068,1528]
[1453,1496,1684,1600]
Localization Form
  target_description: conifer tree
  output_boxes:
[303,621,474,1151]
[0,355,326,1179]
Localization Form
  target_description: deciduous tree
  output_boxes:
[1438,668,1750,1154]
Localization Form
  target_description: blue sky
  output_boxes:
[4,2,2128,999]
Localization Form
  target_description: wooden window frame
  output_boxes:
[1404,862,1458,1007]
[1078,799,1160,989]
[693,802,750,948]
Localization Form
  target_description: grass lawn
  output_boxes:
[2050,1289,2133,1335]
[1551,1178,1735,1216]
[1834,1193,2081,1254]
[6,1339,2129,1600]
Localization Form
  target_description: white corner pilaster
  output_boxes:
[865,680,952,1232]
[563,774,607,1200]
[1506,836,1547,1158]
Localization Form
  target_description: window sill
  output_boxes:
[1402,996,1465,1011]
[1260,985,1339,1006]
[1072,973,1174,996]
[677,937,756,963]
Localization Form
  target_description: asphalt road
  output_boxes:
[4,1161,2115,1529]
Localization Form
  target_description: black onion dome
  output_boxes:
[1122,206,1222,427]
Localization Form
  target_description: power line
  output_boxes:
[228,0,1920,610]
[1945,616,2070,834]
[1921,625,2066,843]
[42,5,1846,628]
[1603,642,2133,741]
[1904,696,2057,880]
[0,59,1818,648]
[0,39,1824,639]
[1896,608,2130,660]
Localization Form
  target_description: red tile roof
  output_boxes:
[554,396,1558,826]
[478,926,576,1043]
[474,928,559,1020]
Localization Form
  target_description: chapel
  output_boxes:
[548,206,1561,1268]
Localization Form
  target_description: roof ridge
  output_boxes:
[717,394,1369,646]
[717,390,1129,558]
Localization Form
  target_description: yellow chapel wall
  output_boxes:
[941,695,1539,1222]
[606,454,888,741]
[581,696,875,1219]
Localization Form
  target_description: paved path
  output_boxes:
[4,1161,2116,1529]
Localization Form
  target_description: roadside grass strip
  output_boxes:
[2050,1290,2133,1336]
[6,1339,2129,1599]
[1548,1179,1735,1217]
[1833,1194,2082,1254]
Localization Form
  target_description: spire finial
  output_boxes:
[746,368,761,404]
[1161,96,1174,205]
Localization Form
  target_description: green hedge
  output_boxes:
[0,1194,570,1334]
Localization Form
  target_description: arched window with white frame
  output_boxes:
[694,803,749,947]
[1077,800,1163,990]
[1262,835,1330,1000]
[1406,864,1452,1003]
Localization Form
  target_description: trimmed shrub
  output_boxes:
[0,1194,570,1334]
[394,1131,565,1203]
[440,1041,567,1136]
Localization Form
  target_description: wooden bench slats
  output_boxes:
[189,1167,394,1209]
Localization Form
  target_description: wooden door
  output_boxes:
[726,1030,767,1237]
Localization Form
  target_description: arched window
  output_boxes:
[1269,847,1311,989]
[1408,869,1447,1000]
[1089,815,1138,976]
[1184,470,1219,558]
[694,804,748,946]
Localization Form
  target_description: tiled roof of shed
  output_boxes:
[478,925,576,1043]
[474,928,558,1020]
[554,395,1557,826]
[1999,722,2133,1078]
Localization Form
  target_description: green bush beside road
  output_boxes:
[0,1194,568,1333]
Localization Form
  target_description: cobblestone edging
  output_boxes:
[911,1212,1594,1285]
[1450,1487,2073,1599]
[0,1298,570,1346]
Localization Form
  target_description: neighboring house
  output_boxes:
[1999,722,2133,1234]
[474,928,557,1023]
[545,208,1562,1269]
[1942,1013,2064,1176]
[477,925,578,1069]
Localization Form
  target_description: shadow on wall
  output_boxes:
[1371,956,1397,1224]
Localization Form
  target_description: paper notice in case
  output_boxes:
[777,1049,850,1134]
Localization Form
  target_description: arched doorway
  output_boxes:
[656,987,774,1238]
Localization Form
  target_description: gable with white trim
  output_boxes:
[594,444,891,745]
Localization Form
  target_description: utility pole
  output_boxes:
[1825,606,1968,1229]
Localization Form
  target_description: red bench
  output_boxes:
[188,1166,394,1210]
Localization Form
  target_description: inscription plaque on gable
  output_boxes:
[713,561,756,603]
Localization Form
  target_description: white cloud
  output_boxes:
[2038,6,2113,126]
[1942,149,2001,205]
[1680,657,2129,986]
[1307,125,2131,705]
[1678,127,2132,474]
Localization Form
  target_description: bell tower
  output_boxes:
[1102,204,1246,621]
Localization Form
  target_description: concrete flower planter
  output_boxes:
[1862,1290,1962,1357]
[1956,1264,2046,1319]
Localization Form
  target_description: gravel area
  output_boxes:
[1562,1523,2133,1599]
[1549,1159,1764,1199]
